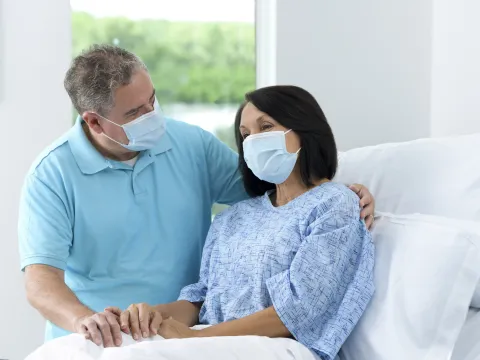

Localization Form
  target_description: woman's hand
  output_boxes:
[158,317,196,339]
[105,303,163,340]
[349,184,375,229]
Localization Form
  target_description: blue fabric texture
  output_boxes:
[179,182,375,360]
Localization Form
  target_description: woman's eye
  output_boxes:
[242,133,249,140]
[261,124,273,131]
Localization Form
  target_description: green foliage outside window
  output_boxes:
[72,12,255,105]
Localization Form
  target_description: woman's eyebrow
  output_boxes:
[255,115,266,123]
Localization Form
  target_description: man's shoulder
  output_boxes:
[165,118,206,140]
[27,130,75,179]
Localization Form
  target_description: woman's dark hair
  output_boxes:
[234,85,338,197]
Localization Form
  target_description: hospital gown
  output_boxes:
[178,182,375,360]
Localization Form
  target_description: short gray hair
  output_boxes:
[64,44,147,116]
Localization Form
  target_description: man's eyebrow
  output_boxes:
[123,89,156,117]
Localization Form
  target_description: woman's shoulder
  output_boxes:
[306,182,361,218]
[214,196,265,221]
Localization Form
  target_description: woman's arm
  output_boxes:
[198,306,290,338]
[161,190,375,360]
[157,306,290,340]
[155,300,201,327]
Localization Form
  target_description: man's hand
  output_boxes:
[74,311,122,347]
[349,184,375,229]
[106,303,163,341]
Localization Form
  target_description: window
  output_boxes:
[70,0,256,213]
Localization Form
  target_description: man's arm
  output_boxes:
[201,128,249,205]
[25,265,93,333]
[19,173,122,347]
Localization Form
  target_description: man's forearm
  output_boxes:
[155,300,201,327]
[25,265,94,332]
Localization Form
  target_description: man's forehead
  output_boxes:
[112,71,154,113]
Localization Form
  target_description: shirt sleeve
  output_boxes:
[265,192,375,360]
[18,174,73,271]
[200,128,249,205]
[177,211,223,303]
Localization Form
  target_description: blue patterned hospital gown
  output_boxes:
[178,182,375,360]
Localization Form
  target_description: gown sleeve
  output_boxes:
[265,191,375,360]
[177,211,224,303]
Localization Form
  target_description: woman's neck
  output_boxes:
[272,175,329,207]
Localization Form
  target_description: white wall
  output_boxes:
[0,0,72,358]
[430,0,480,137]
[258,0,480,150]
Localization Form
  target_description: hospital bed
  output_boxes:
[26,133,480,360]
[335,132,480,360]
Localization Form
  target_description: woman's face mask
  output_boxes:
[243,130,301,185]
[99,99,166,152]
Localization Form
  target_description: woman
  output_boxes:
[106,85,375,360]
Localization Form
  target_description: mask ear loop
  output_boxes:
[96,113,123,128]
[101,132,129,147]
[284,129,301,154]
[94,113,131,147]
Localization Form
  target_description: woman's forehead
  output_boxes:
[241,103,272,126]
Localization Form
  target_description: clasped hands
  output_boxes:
[74,303,195,348]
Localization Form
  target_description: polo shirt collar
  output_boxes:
[68,117,173,175]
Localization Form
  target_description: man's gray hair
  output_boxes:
[64,44,147,116]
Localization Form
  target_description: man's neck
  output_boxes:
[82,122,139,162]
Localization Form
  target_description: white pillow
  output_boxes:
[474,281,480,309]
[341,213,480,360]
[335,133,480,307]
[451,309,480,360]
[335,133,480,222]
[406,214,480,309]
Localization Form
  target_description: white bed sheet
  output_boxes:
[451,308,480,360]
[26,326,322,360]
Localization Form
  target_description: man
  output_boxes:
[19,45,375,349]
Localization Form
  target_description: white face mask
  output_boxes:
[100,99,166,151]
[243,130,301,185]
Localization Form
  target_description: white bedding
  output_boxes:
[451,308,480,360]
[26,327,321,360]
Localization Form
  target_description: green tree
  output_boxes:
[72,12,255,105]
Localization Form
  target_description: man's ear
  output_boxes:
[82,112,103,135]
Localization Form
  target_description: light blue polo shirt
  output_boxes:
[18,118,247,341]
